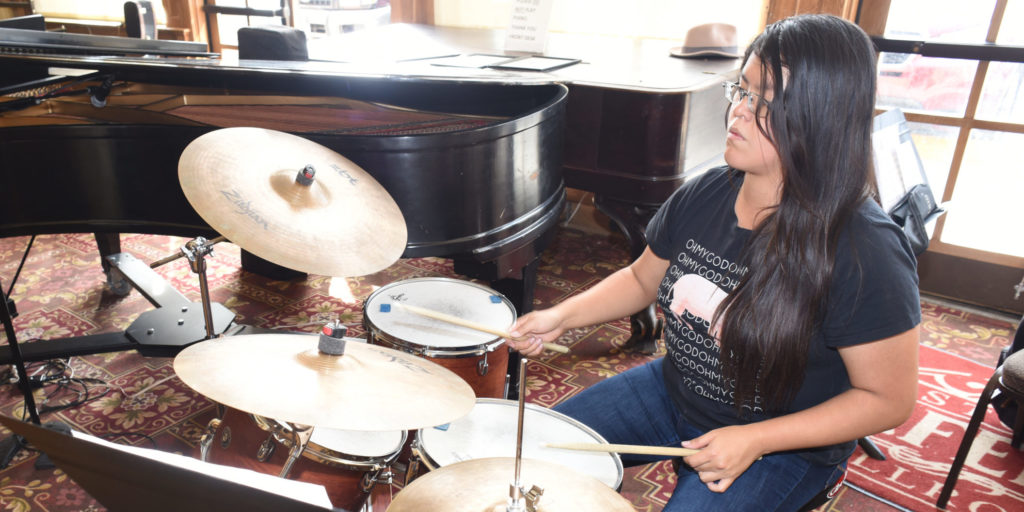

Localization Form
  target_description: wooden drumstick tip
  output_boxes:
[543,442,699,457]
[392,302,571,354]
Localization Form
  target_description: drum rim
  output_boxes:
[363,277,517,355]
[413,397,625,489]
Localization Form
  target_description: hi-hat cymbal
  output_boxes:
[173,333,475,431]
[387,457,635,512]
[178,127,407,277]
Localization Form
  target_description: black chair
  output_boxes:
[936,316,1024,509]
[124,1,156,39]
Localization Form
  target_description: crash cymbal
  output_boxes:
[178,127,407,277]
[387,457,635,512]
[173,333,474,431]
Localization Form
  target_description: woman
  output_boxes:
[508,14,921,511]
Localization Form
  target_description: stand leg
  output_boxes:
[0,281,41,469]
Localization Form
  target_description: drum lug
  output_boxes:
[362,467,392,494]
[219,425,232,449]
[405,453,421,485]
[477,351,489,376]
[198,417,221,462]
[256,436,276,462]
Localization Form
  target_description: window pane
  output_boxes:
[996,0,1023,45]
[907,122,957,197]
[876,54,977,116]
[941,130,1024,257]
[884,0,995,43]
[217,13,249,47]
[977,62,1024,123]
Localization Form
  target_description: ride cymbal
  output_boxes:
[178,127,407,277]
[387,457,635,512]
[173,333,475,431]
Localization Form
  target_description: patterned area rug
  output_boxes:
[849,345,1024,511]
[0,228,1018,511]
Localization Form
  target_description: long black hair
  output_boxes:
[714,14,879,413]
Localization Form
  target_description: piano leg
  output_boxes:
[455,252,543,401]
[593,195,663,355]
[487,259,540,400]
[94,232,132,296]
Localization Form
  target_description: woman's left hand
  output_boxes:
[681,425,765,492]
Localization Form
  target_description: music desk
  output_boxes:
[310,24,741,352]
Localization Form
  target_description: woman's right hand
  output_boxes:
[506,309,566,358]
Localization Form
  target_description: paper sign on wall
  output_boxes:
[505,0,555,54]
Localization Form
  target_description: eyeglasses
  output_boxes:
[723,81,771,114]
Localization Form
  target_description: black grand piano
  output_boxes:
[0,20,737,367]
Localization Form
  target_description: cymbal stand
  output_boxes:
[180,236,219,340]
[278,322,347,478]
[508,356,543,512]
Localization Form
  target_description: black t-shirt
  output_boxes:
[646,166,921,466]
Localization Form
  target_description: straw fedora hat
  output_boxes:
[670,22,743,59]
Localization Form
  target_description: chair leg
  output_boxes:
[1012,398,1024,449]
[937,371,1002,509]
[858,437,886,460]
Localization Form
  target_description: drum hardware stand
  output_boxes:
[0,235,237,365]
[508,357,544,512]
[181,236,220,340]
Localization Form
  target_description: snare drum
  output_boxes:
[408,398,624,490]
[200,406,406,511]
[364,278,514,398]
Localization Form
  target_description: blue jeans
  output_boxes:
[553,359,845,512]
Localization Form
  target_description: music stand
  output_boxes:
[0,415,350,512]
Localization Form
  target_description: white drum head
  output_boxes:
[310,427,404,459]
[418,398,623,489]
[364,278,516,351]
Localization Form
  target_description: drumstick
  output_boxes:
[393,302,570,354]
[543,442,699,457]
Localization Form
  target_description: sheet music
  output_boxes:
[71,432,333,509]
[872,109,930,213]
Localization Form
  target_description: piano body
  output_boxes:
[0,22,738,360]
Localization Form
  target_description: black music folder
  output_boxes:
[0,415,348,512]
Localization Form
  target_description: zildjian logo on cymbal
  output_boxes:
[330,163,359,185]
[220,189,270,230]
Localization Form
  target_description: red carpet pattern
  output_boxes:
[0,228,1019,511]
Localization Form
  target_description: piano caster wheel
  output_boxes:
[621,309,662,355]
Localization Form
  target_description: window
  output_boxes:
[873,0,1024,262]
[434,0,765,47]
